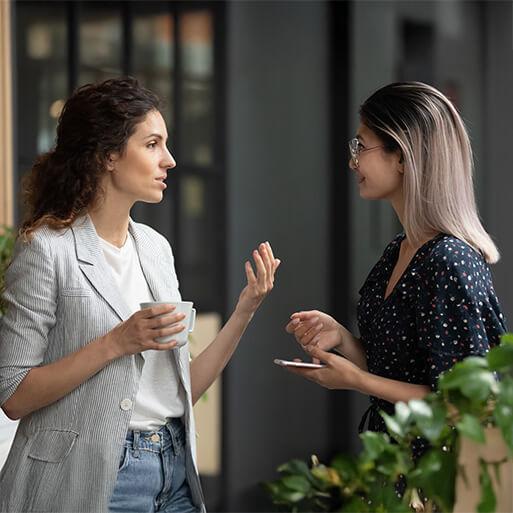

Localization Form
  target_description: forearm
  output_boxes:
[190,308,253,405]
[355,370,430,404]
[334,326,368,371]
[2,336,118,420]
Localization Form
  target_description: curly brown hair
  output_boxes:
[20,77,161,240]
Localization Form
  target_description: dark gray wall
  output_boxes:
[485,0,513,321]
[225,1,331,510]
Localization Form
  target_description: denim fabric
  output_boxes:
[108,418,199,513]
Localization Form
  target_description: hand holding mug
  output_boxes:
[105,304,186,357]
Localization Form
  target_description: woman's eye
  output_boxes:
[147,142,157,149]
[357,142,365,151]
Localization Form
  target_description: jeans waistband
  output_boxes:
[125,417,185,454]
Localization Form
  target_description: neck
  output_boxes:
[88,191,132,248]
[390,193,439,251]
[390,190,405,230]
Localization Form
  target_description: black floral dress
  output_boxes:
[357,233,506,434]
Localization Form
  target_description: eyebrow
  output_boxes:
[144,133,168,142]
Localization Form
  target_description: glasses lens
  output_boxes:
[348,138,358,158]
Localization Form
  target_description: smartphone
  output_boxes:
[273,358,325,369]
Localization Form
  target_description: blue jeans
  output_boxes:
[108,418,200,513]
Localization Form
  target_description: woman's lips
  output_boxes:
[155,177,167,189]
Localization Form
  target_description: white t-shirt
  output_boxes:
[99,233,185,431]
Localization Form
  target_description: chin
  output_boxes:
[140,193,164,204]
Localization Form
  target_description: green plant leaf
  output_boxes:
[493,404,513,452]
[487,344,513,371]
[477,460,496,513]
[282,475,312,494]
[408,399,447,442]
[395,401,411,425]
[277,459,311,477]
[380,411,404,439]
[409,449,456,512]
[456,414,485,443]
[500,333,513,346]
[360,431,390,460]
[311,465,342,488]
[341,495,370,512]
[330,454,358,482]
[439,361,497,402]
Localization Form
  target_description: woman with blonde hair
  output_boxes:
[285,81,506,436]
[0,77,280,513]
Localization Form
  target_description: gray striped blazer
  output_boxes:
[0,215,205,513]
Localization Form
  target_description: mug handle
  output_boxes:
[188,308,196,332]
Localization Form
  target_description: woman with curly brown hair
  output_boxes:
[0,77,280,513]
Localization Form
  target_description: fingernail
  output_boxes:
[317,323,323,330]
[292,318,300,324]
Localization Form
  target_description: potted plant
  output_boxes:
[265,334,513,512]
[0,225,15,315]
[0,224,17,471]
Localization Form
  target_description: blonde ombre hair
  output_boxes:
[360,82,499,264]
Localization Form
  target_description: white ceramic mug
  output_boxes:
[140,301,196,347]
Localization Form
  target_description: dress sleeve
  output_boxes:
[415,244,497,390]
[0,233,57,405]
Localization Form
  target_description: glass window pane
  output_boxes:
[132,6,175,129]
[78,6,122,86]
[16,2,67,165]
[177,174,222,311]
[179,10,214,167]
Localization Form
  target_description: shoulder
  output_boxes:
[14,224,73,256]
[417,234,491,286]
[130,220,174,254]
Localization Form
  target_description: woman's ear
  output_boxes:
[398,152,404,174]
[106,153,118,171]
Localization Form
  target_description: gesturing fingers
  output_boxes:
[252,248,267,288]
[245,260,257,286]
[259,243,274,282]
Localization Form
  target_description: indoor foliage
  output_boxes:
[0,225,15,316]
[265,334,513,512]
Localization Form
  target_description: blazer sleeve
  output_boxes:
[0,233,57,405]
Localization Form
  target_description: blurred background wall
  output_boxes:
[1,0,512,511]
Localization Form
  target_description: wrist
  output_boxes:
[233,305,255,323]
[96,333,122,362]
[352,367,367,393]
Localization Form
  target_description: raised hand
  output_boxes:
[236,241,280,316]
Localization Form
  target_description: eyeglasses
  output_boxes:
[348,137,384,167]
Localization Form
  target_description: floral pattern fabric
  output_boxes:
[357,233,506,433]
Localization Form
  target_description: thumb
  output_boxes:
[306,345,331,364]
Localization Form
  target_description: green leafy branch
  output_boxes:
[265,334,513,512]
[0,225,15,316]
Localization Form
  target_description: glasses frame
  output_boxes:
[348,137,384,167]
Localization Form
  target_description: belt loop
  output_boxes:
[133,431,141,458]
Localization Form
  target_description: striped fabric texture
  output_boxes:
[0,215,205,513]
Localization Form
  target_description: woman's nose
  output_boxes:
[164,149,176,169]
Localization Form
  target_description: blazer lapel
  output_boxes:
[71,215,132,321]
